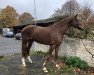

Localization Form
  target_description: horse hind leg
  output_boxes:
[21,39,28,67]
[27,39,34,63]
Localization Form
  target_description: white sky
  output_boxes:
[0,0,94,20]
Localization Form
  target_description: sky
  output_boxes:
[0,0,94,20]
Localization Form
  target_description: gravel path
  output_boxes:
[0,37,21,56]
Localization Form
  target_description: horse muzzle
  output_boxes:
[78,25,84,31]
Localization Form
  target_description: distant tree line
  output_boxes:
[0,1,94,39]
[0,6,34,28]
[51,0,94,39]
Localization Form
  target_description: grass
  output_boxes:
[33,51,89,74]
[32,50,47,56]
[0,51,90,75]
[0,56,4,60]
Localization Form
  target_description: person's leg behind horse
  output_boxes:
[43,45,55,72]
[22,39,28,67]
[27,39,34,63]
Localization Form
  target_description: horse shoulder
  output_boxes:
[50,32,62,45]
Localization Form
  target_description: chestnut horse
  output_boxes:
[21,14,83,72]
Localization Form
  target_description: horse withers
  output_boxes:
[21,14,83,72]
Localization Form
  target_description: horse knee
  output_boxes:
[22,50,27,58]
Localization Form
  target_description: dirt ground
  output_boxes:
[0,53,94,75]
[0,53,75,75]
[0,54,46,75]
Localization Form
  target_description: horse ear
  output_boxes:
[74,14,78,18]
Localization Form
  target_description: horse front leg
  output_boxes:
[22,39,28,67]
[55,44,60,68]
[43,45,55,72]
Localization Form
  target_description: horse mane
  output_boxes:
[49,15,72,28]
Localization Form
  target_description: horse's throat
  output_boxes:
[58,24,70,35]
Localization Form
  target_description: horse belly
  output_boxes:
[33,37,50,45]
[32,33,51,45]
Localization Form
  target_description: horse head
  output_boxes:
[69,14,84,31]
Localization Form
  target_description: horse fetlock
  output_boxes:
[29,60,32,63]
[43,67,46,70]
[43,62,46,66]
[56,64,59,67]
[43,67,48,72]
[27,56,32,63]
[22,58,26,67]
[22,63,26,67]
[55,64,60,69]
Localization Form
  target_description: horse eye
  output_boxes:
[76,20,79,21]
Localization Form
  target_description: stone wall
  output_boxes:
[31,38,94,67]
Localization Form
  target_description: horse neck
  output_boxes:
[51,18,72,34]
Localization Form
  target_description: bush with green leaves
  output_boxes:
[34,51,89,70]
[33,51,46,55]
[64,56,88,70]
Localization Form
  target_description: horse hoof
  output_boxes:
[56,64,59,67]
[43,67,48,72]
[55,64,60,69]
[22,64,26,67]
[44,70,48,73]
[29,61,32,64]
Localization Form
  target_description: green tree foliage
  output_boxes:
[0,6,20,28]
[19,12,34,25]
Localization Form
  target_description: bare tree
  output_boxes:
[51,8,62,17]
[61,0,80,16]
[89,13,94,25]
[51,0,94,38]
[80,3,92,24]
[51,0,80,17]
[79,3,92,38]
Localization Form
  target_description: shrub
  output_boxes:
[62,65,74,73]
[34,51,46,55]
[65,56,88,70]
[79,60,89,70]
[0,56,4,60]
[65,57,76,66]
[59,56,67,61]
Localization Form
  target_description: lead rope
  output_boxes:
[81,39,94,58]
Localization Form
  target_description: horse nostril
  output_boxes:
[80,26,84,31]
[80,25,84,28]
